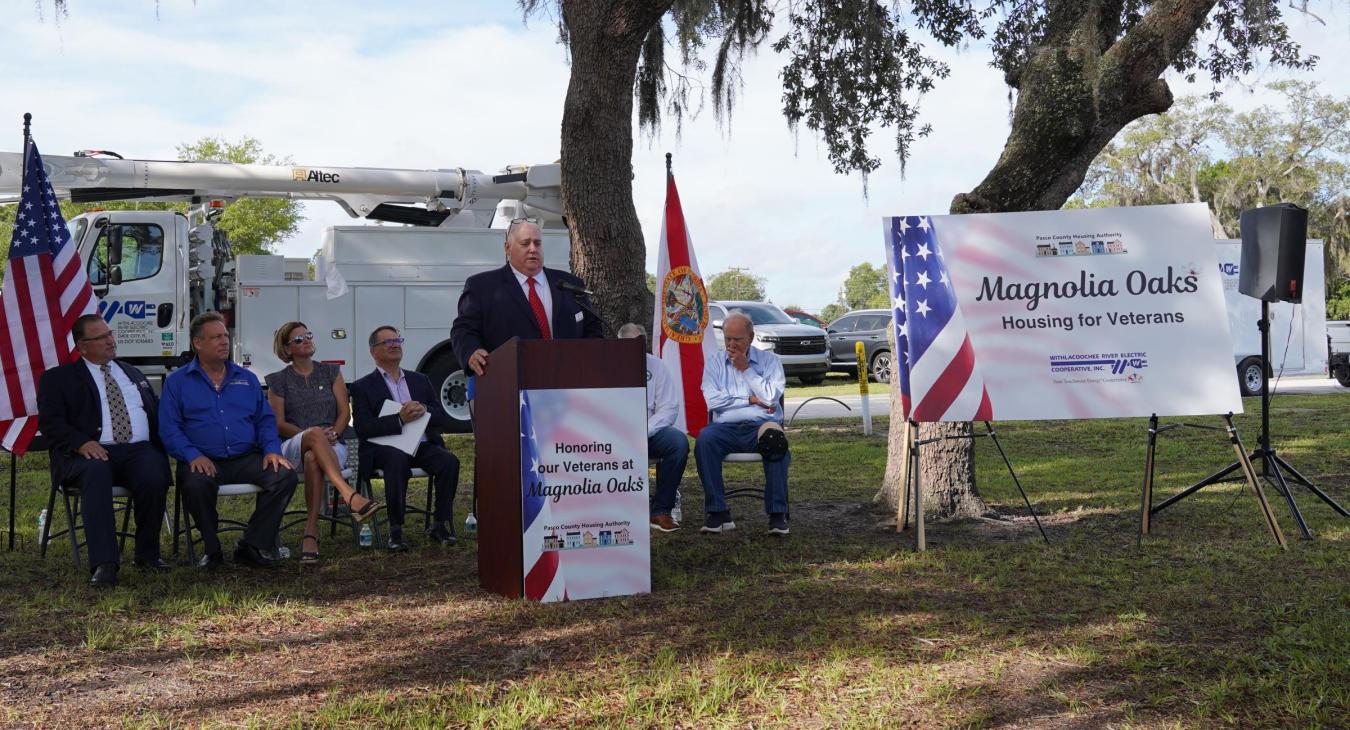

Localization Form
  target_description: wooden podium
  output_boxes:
[475,336,645,599]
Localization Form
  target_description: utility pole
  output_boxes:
[728,266,750,299]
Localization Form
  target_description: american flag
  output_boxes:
[0,136,95,453]
[520,391,565,601]
[887,215,992,422]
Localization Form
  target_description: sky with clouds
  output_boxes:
[2,1,1345,312]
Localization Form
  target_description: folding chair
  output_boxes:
[173,479,264,564]
[39,480,135,571]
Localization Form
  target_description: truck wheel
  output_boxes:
[424,353,473,433]
[1335,366,1350,388]
[1237,356,1264,398]
[869,350,893,384]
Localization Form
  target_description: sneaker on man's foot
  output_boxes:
[768,513,790,535]
[650,514,680,532]
[700,511,736,534]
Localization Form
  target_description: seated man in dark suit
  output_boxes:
[450,218,603,378]
[159,312,297,570]
[351,326,461,551]
[37,314,173,588]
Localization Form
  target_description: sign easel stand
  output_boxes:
[901,420,1049,552]
[1139,412,1286,548]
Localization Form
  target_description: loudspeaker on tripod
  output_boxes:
[1238,203,1307,303]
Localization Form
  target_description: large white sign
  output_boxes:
[519,387,650,603]
[884,203,1242,421]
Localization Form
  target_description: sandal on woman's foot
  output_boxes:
[300,534,320,565]
[349,496,384,524]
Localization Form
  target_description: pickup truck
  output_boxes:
[1329,320,1350,387]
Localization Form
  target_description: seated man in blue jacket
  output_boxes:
[159,312,297,569]
[351,326,460,551]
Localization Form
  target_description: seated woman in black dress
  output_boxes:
[267,321,382,563]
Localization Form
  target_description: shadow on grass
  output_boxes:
[0,395,1346,727]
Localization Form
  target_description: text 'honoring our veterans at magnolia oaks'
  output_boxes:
[885,203,1243,422]
[527,439,647,501]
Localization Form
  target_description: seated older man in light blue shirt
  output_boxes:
[694,310,791,535]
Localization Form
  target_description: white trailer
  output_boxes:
[1,149,571,432]
[1216,240,1327,396]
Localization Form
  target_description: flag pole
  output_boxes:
[21,113,33,176]
[665,152,672,175]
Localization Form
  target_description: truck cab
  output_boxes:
[74,210,195,372]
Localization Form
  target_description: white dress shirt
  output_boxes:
[644,354,681,437]
[511,266,553,330]
[83,358,151,444]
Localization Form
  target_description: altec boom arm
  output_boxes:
[0,151,562,227]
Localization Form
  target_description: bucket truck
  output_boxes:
[0,150,571,431]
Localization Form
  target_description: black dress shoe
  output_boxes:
[134,557,172,573]
[427,522,457,546]
[197,551,224,571]
[387,526,409,553]
[90,563,118,589]
[233,542,279,568]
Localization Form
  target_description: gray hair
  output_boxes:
[723,309,754,335]
[617,322,647,340]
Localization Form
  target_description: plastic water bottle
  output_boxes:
[37,508,47,537]
[671,491,683,525]
[276,543,291,560]
[359,524,373,548]
[464,512,478,535]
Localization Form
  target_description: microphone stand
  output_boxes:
[562,286,612,338]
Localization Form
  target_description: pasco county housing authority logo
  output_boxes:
[1034,235,1128,258]
[660,265,709,343]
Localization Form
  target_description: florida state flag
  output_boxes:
[652,157,716,436]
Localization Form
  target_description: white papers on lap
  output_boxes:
[369,399,429,455]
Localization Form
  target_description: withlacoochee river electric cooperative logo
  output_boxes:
[1049,352,1149,384]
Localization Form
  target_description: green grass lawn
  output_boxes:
[787,371,892,398]
[0,395,1346,728]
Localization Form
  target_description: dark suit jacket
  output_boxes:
[349,368,454,484]
[450,264,604,368]
[36,358,169,482]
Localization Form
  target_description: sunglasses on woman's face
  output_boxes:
[288,333,315,345]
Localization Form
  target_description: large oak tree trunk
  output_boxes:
[877,0,1221,521]
[558,0,672,331]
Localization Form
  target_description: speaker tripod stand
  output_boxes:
[1144,301,1348,541]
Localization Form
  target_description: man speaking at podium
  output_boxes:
[451,218,604,378]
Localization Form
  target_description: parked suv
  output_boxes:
[711,300,830,384]
[826,309,894,383]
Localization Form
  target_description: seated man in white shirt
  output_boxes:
[694,310,790,535]
[618,323,689,532]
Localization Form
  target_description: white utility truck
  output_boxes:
[0,150,572,432]
[1215,240,1328,397]
[1329,320,1350,387]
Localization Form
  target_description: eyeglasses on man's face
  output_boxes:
[510,217,541,226]
[380,337,405,347]
[80,331,114,343]
[288,333,315,345]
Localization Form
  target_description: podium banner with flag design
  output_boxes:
[519,387,649,603]
[885,203,1242,421]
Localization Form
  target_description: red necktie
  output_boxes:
[528,277,552,339]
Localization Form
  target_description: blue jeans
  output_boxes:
[694,420,790,516]
[648,426,689,516]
